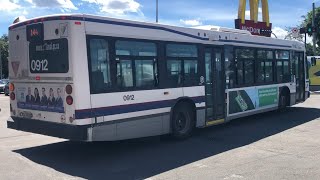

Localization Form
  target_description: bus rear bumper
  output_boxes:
[7,117,88,141]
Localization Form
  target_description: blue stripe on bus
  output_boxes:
[10,15,292,49]
[75,96,206,119]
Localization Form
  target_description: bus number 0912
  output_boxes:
[123,95,135,101]
[31,59,48,72]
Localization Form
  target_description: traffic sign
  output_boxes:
[292,28,299,38]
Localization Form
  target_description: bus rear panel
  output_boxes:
[8,15,91,141]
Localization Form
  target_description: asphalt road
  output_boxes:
[0,93,320,180]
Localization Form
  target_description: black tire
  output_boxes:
[171,102,195,139]
[5,93,9,96]
[278,93,288,112]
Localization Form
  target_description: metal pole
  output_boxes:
[312,2,316,54]
[305,33,307,50]
[156,0,158,23]
[0,48,2,79]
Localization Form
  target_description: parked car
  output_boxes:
[4,82,9,96]
[0,80,5,93]
[1,79,9,84]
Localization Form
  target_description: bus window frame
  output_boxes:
[255,49,275,85]
[234,47,255,87]
[87,35,297,95]
[86,35,160,94]
[275,50,291,83]
[164,42,202,88]
[233,47,294,88]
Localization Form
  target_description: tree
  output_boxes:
[0,34,9,78]
[302,6,320,47]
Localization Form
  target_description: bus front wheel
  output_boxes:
[171,102,195,139]
[279,93,288,111]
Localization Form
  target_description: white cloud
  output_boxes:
[192,25,220,30]
[83,0,141,15]
[26,0,77,10]
[0,0,21,11]
[22,9,28,15]
[180,19,202,26]
[245,7,262,19]
[305,34,313,44]
[272,27,288,39]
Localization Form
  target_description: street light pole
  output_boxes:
[0,48,2,79]
[156,0,158,23]
[312,2,316,55]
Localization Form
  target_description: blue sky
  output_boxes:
[0,0,318,39]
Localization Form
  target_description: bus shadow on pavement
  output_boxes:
[14,107,320,180]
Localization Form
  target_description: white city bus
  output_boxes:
[7,14,310,141]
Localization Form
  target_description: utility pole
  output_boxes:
[313,2,316,54]
[156,0,158,23]
[0,48,2,79]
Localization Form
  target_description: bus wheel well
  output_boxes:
[171,98,196,116]
[280,86,290,106]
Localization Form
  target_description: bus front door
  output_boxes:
[204,47,225,126]
[294,52,305,102]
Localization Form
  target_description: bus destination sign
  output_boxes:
[26,23,44,42]
[29,38,69,73]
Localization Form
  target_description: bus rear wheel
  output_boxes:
[171,102,195,139]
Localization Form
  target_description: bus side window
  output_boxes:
[135,60,155,87]
[235,48,254,86]
[224,46,236,89]
[117,60,134,88]
[166,44,198,87]
[115,40,157,89]
[88,39,112,94]
[167,60,183,86]
[275,50,290,83]
[256,50,274,84]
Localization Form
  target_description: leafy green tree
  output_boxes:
[306,43,320,56]
[302,7,320,47]
[0,34,9,78]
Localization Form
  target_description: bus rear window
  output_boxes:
[29,38,69,73]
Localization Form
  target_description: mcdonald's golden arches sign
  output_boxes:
[235,0,272,37]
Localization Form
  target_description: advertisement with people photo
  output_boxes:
[17,86,65,113]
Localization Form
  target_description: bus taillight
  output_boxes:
[66,85,72,94]
[10,92,15,101]
[66,96,73,105]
